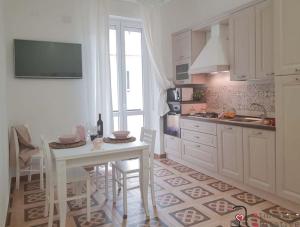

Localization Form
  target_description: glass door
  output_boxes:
[109,19,145,137]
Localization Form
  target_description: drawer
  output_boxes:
[181,129,217,147]
[182,140,217,172]
[181,119,217,135]
[164,134,181,157]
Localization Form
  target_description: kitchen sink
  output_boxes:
[227,117,262,123]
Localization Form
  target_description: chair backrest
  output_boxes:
[40,136,54,188]
[11,127,20,169]
[140,127,156,160]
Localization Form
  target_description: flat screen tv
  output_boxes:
[14,39,82,79]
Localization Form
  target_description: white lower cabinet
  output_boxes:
[164,134,181,159]
[243,128,275,192]
[182,140,218,172]
[217,125,244,182]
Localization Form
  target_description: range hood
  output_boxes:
[189,24,229,74]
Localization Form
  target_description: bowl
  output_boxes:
[112,131,130,139]
[58,134,80,144]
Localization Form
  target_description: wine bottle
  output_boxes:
[97,114,103,137]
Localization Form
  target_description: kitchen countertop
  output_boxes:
[181,115,276,131]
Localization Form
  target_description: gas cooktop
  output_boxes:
[190,112,219,118]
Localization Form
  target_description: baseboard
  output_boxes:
[154,153,166,159]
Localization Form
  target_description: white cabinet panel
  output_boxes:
[217,124,243,182]
[173,30,191,63]
[243,128,275,192]
[274,0,300,75]
[181,129,217,147]
[275,75,300,203]
[229,7,255,81]
[182,140,217,172]
[164,134,181,159]
[255,0,274,79]
[180,119,217,135]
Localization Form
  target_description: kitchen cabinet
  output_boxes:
[274,0,300,76]
[173,30,191,63]
[182,140,217,172]
[217,124,243,182]
[229,7,255,81]
[275,75,300,203]
[255,0,274,79]
[243,128,275,192]
[164,134,181,159]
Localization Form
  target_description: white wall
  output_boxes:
[5,0,140,146]
[0,0,10,224]
[160,0,255,79]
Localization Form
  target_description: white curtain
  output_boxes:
[82,0,113,136]
[139,0,173,116]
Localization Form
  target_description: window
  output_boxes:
[109,18,145,137]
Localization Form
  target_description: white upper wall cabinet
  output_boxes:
[229,7,256,81]
[173,30,192,64]
[255,0,274,79]
[275,75,300,204]
[274,0,300,76]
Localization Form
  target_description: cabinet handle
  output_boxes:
[194,125,200,128]
[194,136,200,139]
[239,75,247,78]
[266,72,274,76]
[296,78,300,81]
[254,132,263,135]
[295,68,300,72]
[227,127,233,130]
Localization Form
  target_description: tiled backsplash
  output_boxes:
[205,73,275,117]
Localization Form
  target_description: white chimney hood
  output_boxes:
[189,24,229,74]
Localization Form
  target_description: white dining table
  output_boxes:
[51,140,150,227]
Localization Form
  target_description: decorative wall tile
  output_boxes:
[205,74,275,117]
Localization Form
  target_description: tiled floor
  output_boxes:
[6,158,300,227]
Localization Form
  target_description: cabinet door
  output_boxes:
[172,30,191,63]
[229,7,255,81]
[164,134,181,159]
[217,125,243,182]
[275,75,300,203]
[256,0,274,79]
[243,128,275,192]
[182,140,218,172]
[274,0,300,75]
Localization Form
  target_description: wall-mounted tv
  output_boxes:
[14,39,82,79]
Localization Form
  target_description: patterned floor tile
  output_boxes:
[73,210,111,227]
[24,192,45,204]
[31,220,59,227]
[232,192,265,206]
[164,177,191,187]
[116,201,145,217]
[181,186,213,199]
[170,207,210,227]
[159,159,178,166]
[154,183,165,192]
[128,217,168,227]
[67,196,99,211]
[24,181,41,192]
[157,193,184,208]
[263,205,300,223]
[203,198,236,216]
[231,213,277,227]
[172,165,194,173]
[188,172,212,181]
[154,168,174,177]
[208,181,236,192]
[24,205,57,222]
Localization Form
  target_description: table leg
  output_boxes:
[142,149,150,218]
[56,160,67,227]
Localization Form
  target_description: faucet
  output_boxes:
[250,103,267,119]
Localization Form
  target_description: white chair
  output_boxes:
[12,125,44,191]
[111,127,156,218]
[85,164,109,198]
[41,136,91,227]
